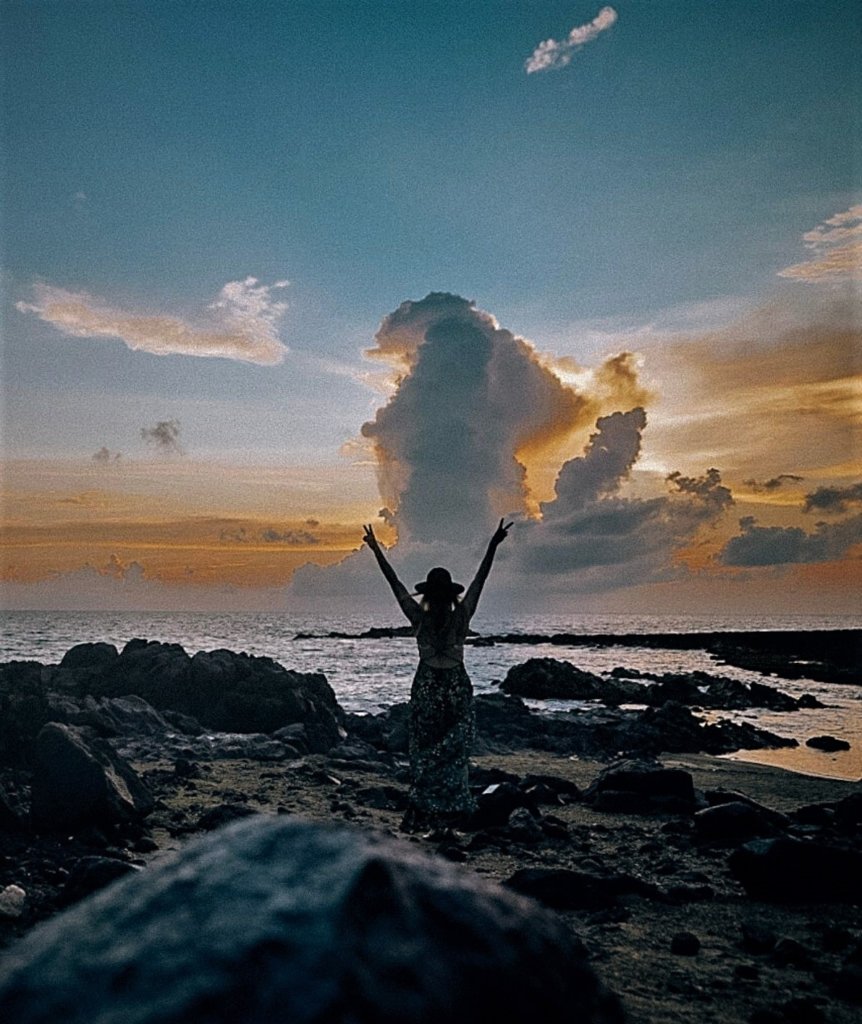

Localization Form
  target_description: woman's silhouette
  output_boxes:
[363,519,511,830]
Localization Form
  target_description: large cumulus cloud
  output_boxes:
[290,293,733,603]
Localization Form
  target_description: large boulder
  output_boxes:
[30,723,153,831]
[584,759,698,814]
[694,801,788,842]
[729,837,862,902]
[500,658,603,700]
[59,643,119,671]
[0,816,622,1024]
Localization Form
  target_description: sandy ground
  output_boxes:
[130,749,862,1024]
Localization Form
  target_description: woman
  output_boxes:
[363,519,511,830]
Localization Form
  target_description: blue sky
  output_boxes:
[2,1,860,610]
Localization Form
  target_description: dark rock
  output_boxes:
[504,808,545,844]
[500,658,603,700]
[60,856,141,907]
[792,803,834,827]
[670,931,700,955]
[734,964,760,981]
[741,923,778,955]
[30,723,153,832]
[195,804,257,832]
[520,774,581,803]
[465,782,534,830]
[0,661,55,767]
[469,766,522,790]
[833,792,862,828]
[827,964,862,1003]
[729,837,862,902]
[666,883,714,902]
[504,867,653,911]
[0,784,27,832]
[771,937,813,968]
[0,816,623,1024]
[59,643,119,671]
[173,758,200,779]
[694,801,787,842]
[584,759,697,814]
[778,998,826,1024]
[353,785,408,811]
[805,735,851,752]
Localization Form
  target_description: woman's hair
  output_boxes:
[421,592,459,632]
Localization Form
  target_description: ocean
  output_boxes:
[2,610,860,781]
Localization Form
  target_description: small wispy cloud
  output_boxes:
[92,446,122,464]
[141,419,183,455]
[525,6,618,74]
[16,277,290,364]
[778,205,862,284]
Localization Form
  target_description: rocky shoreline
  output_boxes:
[1,637,860,1023]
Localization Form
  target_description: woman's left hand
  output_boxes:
[362,524,380,551]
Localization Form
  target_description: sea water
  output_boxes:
[2,610,859,780]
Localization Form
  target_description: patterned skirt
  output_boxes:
[403,661,476,829]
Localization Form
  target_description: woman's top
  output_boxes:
[413,604,471,668]
[394,590,480,669]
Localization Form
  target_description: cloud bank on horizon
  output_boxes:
[525,6,618,74]
[16,277,290,365]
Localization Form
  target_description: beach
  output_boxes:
[1,632,860,1022]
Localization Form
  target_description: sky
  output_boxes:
[1,0,860,614]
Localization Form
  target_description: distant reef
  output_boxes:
[295,628,861,687]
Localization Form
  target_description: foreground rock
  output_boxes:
[0,816,622,1024]
[30,723,153,832]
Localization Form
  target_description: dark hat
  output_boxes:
[415,566,464,598]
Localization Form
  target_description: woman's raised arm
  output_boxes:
[462,519,512,618]
[363,525,421,625]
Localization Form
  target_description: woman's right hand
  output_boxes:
[491,518,513,547]
[362,524,380,551]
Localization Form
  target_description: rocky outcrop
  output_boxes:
[501,659,606,700]
[0,816,623,1024]
[30,723,153,832]
[501,657,817,711]
[3,641,345,757]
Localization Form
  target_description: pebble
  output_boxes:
[0,884,26,919]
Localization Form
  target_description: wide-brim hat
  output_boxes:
[415,566,464,597]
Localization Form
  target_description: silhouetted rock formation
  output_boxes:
[501,657,819,711]
[1,640,344,762]
[0,816,623,1024]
